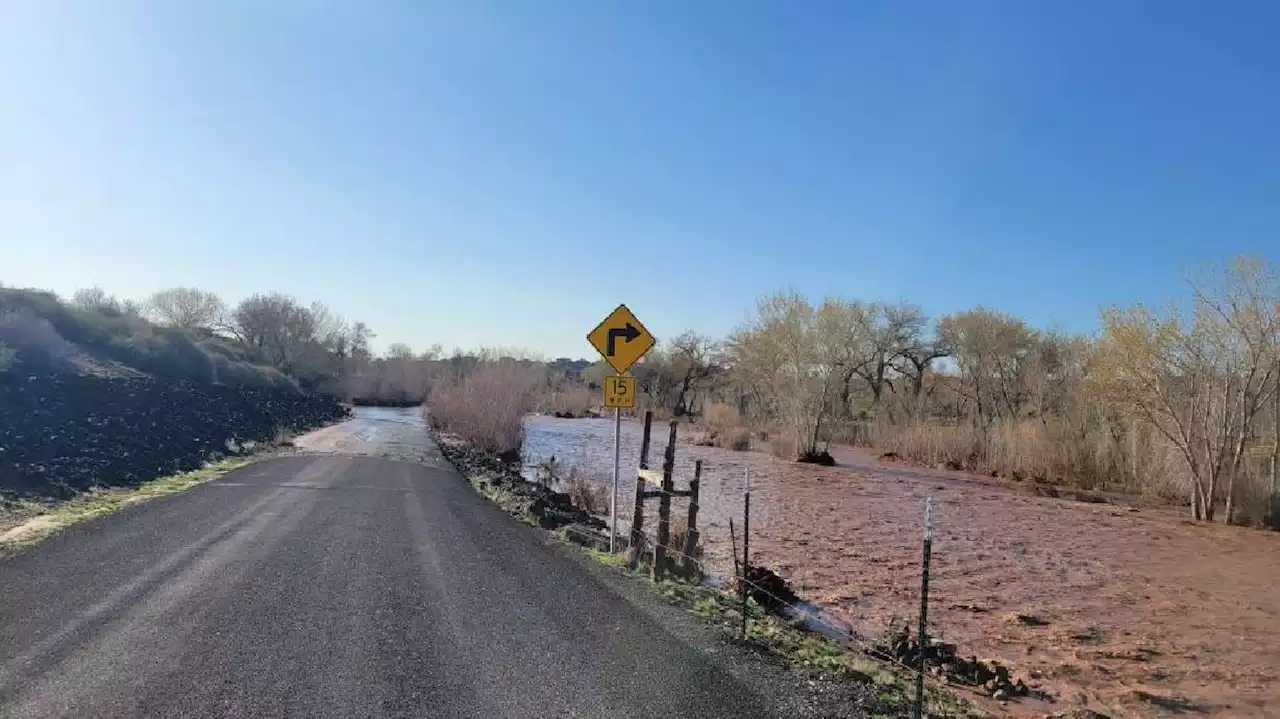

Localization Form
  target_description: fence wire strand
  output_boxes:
[602,484,991,708]
[587,417,987,711]
[623,534,989,703]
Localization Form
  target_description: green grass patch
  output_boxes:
[468,475,539,527]
[0,456,258,557]
[578,545,628,568]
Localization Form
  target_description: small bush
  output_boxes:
[0,309,76,370]
[429,361,542,455]
[769,434,798,461]
[688,403,752,451]
[113,327,216,383]
[213,355,298,390]
[702,402,740,429]
[690,430,716,447]
[559,467,609,515]
[534,457,609,515]
[669,514,693,554]
[717,426,752,451]
[538,384,595,417]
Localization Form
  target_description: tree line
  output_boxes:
[1,283,590,408]
[614,257,1280,527]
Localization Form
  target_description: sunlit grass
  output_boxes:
[0,457,257,556]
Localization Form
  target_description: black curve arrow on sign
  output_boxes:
[606,323,641,356]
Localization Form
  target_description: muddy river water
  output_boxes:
[520,414,1280,718]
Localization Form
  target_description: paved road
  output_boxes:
[0,450,776,717]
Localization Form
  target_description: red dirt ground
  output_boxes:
[523,416,1280,718]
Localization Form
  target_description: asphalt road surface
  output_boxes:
[0,445,779,717]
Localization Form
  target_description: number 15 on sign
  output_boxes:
[603,375,635,409]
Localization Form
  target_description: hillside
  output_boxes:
[0,287,298,388]
[0,287,348,497]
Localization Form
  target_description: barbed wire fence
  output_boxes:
[574,411,988,719]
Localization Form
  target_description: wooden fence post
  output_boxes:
[653,420,678,581]
[626,411,654,568]
[682,459,702,579]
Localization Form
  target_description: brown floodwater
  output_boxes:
[522,415,1280,719]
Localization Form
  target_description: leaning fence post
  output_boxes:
[653,420,678,581]
[626,411,654,568]
[913,496,935,719]
[682,459,702,579]
[740,467,751,640]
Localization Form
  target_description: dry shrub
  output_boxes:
[690,430,716,447]
[689,403,752,451]
[559,467,610,516]
[428,361,542,455]
[865,421,978,471]
[703,402,740,430]
[769,434,798,460]
[717,426,752,451]
[687,425,752,450]
[669,513,693,556]
[866,418,1187,496]
[538,384,595,417]
[535,457,609,515]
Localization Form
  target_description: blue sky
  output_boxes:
[2,1,1277,357]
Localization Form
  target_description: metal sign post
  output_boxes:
[611,406,621,552]
[601,374,635,553]
[587,304,655,553]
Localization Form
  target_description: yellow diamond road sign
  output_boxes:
[603,374,636,409]
[587,304,655,374]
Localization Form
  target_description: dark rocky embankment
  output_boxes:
[432,433,606,535]
[1,373,349,497]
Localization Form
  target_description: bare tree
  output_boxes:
[1270,361,1280,526]
[1190,258,1280,522]
[845,302,925,415]
[232,293,320,375]
[146,287,226,330]
[663,331,722,416]
[730,292,846,460]
[71,286,122,314]
[893,315,951,418]
[938,308,1039,426]
[1090,258,1279,521]
[386,343,414,360]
